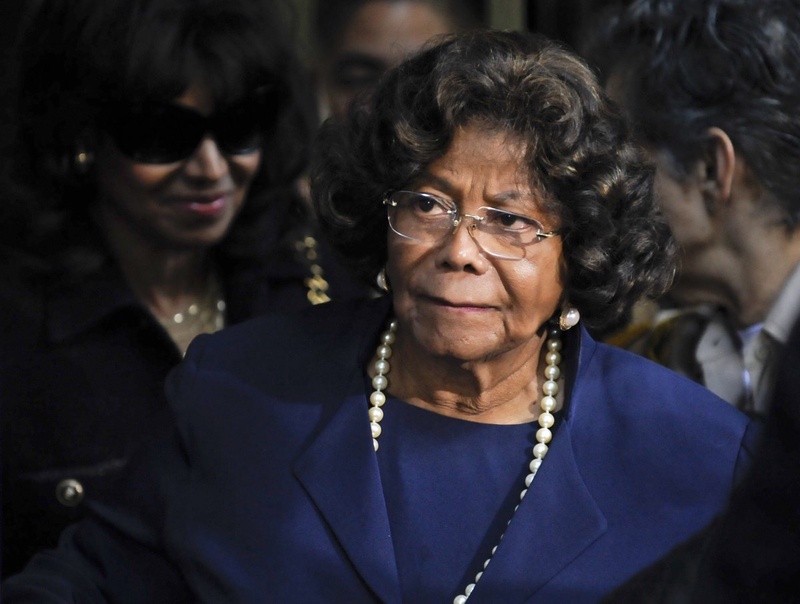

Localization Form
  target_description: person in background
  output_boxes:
[311,0,484,121]
[584,0,800,417]
[3,30,755,602]
[0,0,364,577]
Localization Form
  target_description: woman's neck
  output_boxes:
[93,206,214,319]
[384,329,555,425]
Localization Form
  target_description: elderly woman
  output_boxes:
[3,31,754,603]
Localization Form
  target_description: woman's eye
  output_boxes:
[490,211,531,230]
[415,197,436,212]
[499,213,521,227]
[411,194,449,216]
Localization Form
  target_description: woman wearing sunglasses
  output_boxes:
[4,31,757,602]
[0,0,364,578]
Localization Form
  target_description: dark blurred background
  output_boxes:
[0,0,614,164]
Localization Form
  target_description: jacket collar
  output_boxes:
[469,427,607,602]
[469,325,607,602]
[295,310,606,604]
[293,297,402,604]
[44,258,252,344]
[45,266,144,343]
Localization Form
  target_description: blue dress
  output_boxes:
[378,396,541,601]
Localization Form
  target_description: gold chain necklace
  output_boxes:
[156,273,226,355]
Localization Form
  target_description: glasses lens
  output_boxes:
[474,208,546,259]
[106,104,204,164]
[211,105,263,156]
[106,101,265,164]
[388,191,454,241]
[386,192,548,260]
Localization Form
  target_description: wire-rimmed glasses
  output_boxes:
[383,190,559,260]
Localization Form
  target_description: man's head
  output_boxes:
[587,0,800,326]
[312,0,483,120]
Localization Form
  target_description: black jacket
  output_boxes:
[0,230,366,577]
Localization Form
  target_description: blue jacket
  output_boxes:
[3,297,755,603]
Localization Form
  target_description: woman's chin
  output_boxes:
[408,329,505,364]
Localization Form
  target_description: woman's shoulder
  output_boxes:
[182,296,390,374]
[576,328,749,433]
[164,297,390,429]
[571,329,756,515]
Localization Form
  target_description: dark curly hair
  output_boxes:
[584,0,800,227]
[312,29,675,333]
[3,0,317,276]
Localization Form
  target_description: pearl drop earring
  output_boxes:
[559,306,580,331]
[376,268,389,292]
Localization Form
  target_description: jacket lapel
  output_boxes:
[46,267,141,343]
[293,302,402,604]
[469,425,607,603]
[468,326,607,603]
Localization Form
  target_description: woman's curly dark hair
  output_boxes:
[2,0,316,276]
[313,30,675,333]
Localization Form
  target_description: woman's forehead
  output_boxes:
[418,127,533,188]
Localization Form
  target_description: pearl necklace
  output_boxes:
[368,319,563,603]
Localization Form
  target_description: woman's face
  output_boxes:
[387,125,565,363]
[93,82,261,251]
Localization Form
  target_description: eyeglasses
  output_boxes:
[103,101,268,164]
[384,190,559,260]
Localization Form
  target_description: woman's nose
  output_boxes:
[435,216,490,272]
[184,136,229,180]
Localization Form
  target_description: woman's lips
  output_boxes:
[422,294,495,311]
[175,196,227,217]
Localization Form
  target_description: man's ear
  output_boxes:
[700,127,735,208]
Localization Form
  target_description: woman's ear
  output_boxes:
[700,127,736,209]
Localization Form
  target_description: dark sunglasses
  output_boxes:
[103,101,270,164]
